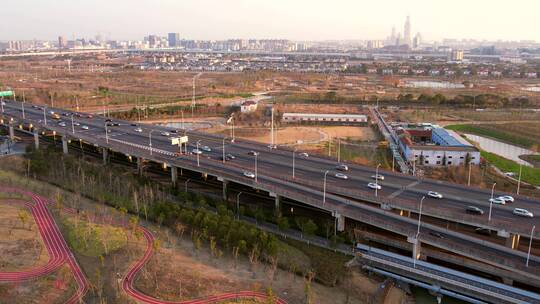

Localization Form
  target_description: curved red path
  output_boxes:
[0,188,89,304]
[122,221,287,304]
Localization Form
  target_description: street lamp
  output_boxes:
[526,225,536,267]
[375,163,381,197]
[21,100,25,119]
[196,140,201,167]
[71,114,75,134]
[104,122,109,144]
[149,129,157,155]
[43,107,47,126]
[517,164,523,195]
[184,178,190,194]
[222,137,228,164]
[292,148,297,179]
[467,162,472,186]
[254,153,258,182]
[323,170,330,205]
[236,192,243,220]
[413,195,426,269]
[337,138,341,163]
[488,182,497,221]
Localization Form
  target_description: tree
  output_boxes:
[277,216,289,231]
[17,210,30,230]
[296,217,318,237]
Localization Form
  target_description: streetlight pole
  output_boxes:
[196,140,201,167]
[149,130,156,156]
[526,225,536,267]
[337,138,341,163]
[236,192,243,220]
[488,182,496,221]
[43,107,47,126]
[323,170,330,205]
[467,162,472,186]
[413,195,426,268]
[222,137,227,164]
[292,148,297,179]
[71,114,75,134]
[104,122,109,143]
[254,153,258,182]
[392,153,395,172]
[375,163,381,197]
[1,97,4,113]
[517,164,522,195]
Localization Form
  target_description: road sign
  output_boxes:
[171,136,188,145]
[0,91,13,97]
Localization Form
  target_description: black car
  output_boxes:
[112,122,121,126]
[170,130,178,133]
[105,118,112,122]
[466,206,484,215]
[475,228,491,236]
[429,231,444,239]
[130,123,138,126]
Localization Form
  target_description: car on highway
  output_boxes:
[367,182,381,190]
[130,123,138,126]
[268,144,277,149]
[371,174,385,181]
[243,171,256,179]
[466,206,484,215]
[335,173,348,180]
[427,191,443,199]
[248,151,259,156]
[86,114,93,119]
[160,131,170,137]
[170,129,178,134]
[58,122,67,127]
[112,122,121,126]
[299,152,309,158]
[498,195,515,203]
[226,153,235,160]
[513,208,534,218]
[429,231,445,239]
[475,228,492,236]
[105,119,112,122]
[134,127,143,133]
[32,105,39,109]
[489,198,506,205]
[336,164,349,171]
[192,149,203,155]
[73,122,80,126]
[81,125,89,130]
[201,146,212,152]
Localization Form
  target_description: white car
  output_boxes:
[192,149,203,155]
[427,191,443,199]
[73,122,80,126]
[367,182,382,190]
[248,151,259,156]
[201,146,212,152]
[58,122,67,127]
[81,125,89,130]
[160,131,170,136]
[489,198,506,205]
[243,171,256,179]
[371,174,385,181]
[134,127,143,133]
[335,173,348,180]
[498,195,515,203]
[299,152,309,158]
[513,208,534,218]
[336,164,349,171]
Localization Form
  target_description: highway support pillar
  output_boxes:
[171,167,178,187]
[62,137,68,154]
[274,195,281,217]
[505,233,520,250]
[137,157,144,176]
[102,148,108,164]
[33,130,39,150]
[413,239,422,260]
[222,180,228,201]
[8,125,14,140]
[333,212,345,232]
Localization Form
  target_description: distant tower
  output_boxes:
[390,26,396,43]
[58,36,66,49]
[404,16,412,47]
[413,32,422,49]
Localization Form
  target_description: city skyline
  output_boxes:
[2,0,540,42]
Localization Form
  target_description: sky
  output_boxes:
[2,0,539,42]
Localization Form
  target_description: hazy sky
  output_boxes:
[3,0,539,42]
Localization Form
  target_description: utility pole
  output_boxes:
[270,105,275,148]
[337,138,341,163]
[517,164,522,195]
[467,162,472,186]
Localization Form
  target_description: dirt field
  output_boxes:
[0,265,76,304]
[0,200,49,272]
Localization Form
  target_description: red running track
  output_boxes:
[0,187,89,304]
[122,225,288,304]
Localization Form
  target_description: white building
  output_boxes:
[240,100,258,113]
[282,113,368,124]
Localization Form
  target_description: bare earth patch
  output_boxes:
[0,201,49,272]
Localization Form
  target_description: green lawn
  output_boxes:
[446,124,535,148]
[481,151,540,186]
[62,218,127,257]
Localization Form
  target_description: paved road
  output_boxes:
[3,101,540,282]
[3,100,538,237]
[0,187,89,304]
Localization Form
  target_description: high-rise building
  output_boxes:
[58,36,66,49]
[168,33,180,47]
[404,16,411,46]
[449,49,464,61]
[413,32,422,49]
[148,35,158,48]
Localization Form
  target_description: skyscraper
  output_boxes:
[404,16,411,47]
[58,36,66,49]
[168,33,180,47]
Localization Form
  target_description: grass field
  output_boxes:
[447,123,540,149]
[481,151,540,186]
[62,217,127,257]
